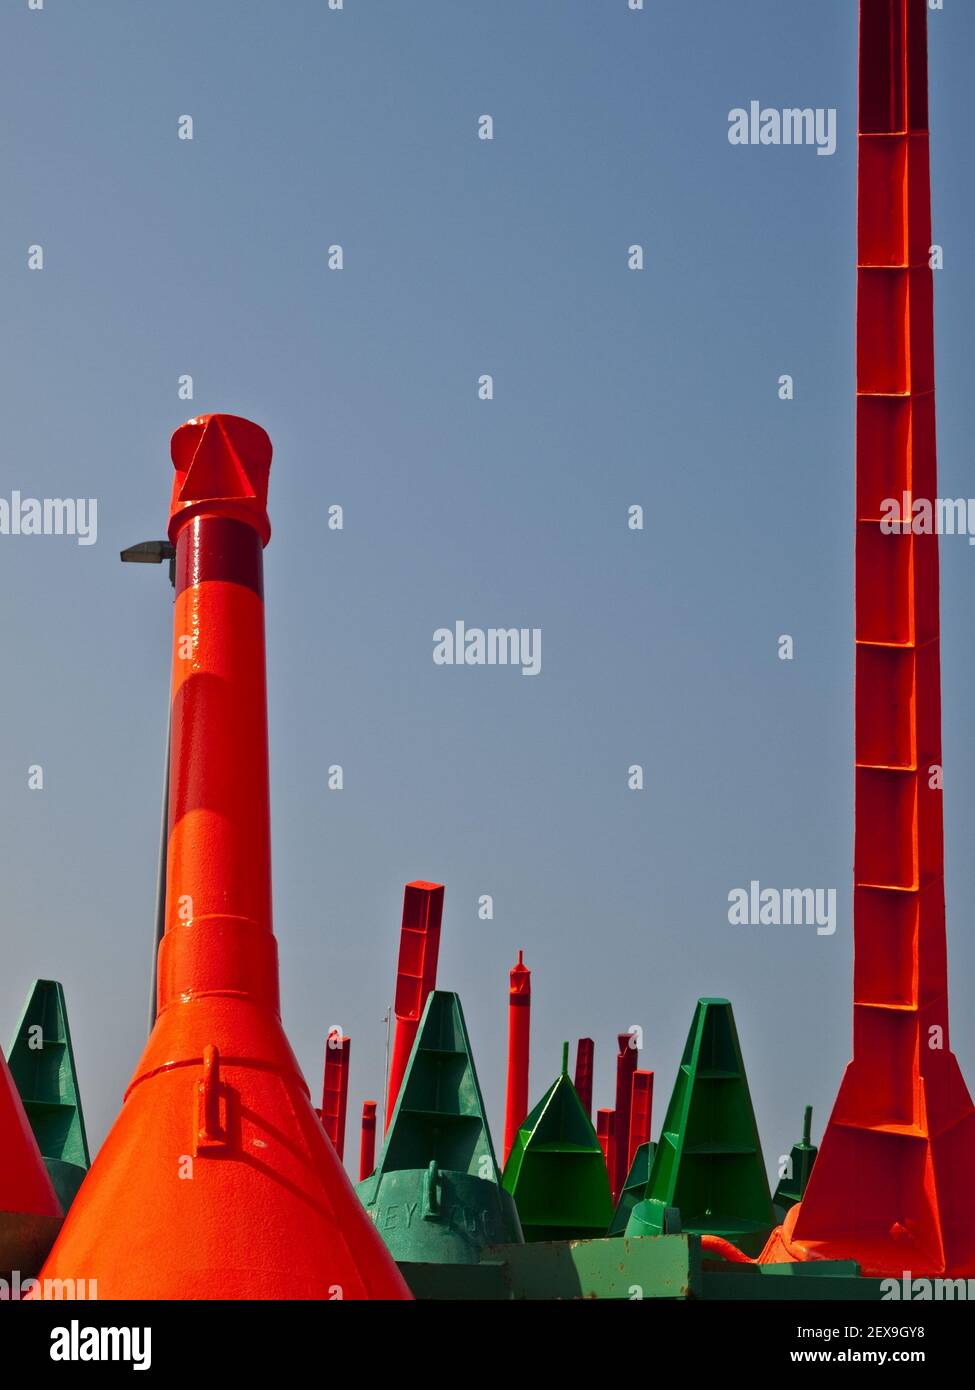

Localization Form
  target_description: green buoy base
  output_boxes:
[396,1233,890,1301]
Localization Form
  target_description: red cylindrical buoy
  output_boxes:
[628,1069,654,1169]
[385,881,443,1129]
[33,415,410,1299]
[321,1033,351,1162]
[359,1100,378,1181]
[596,1108,616,1200]
[613,1032,638,1199]
[574,1038,594,1120]
[503,949,531,1163]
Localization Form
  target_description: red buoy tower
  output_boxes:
[764,0,975,1277]
[385,881,443,1130]
[321,1033,351,1162]
[34,414,410,1299]
[359,1099,378,1181]
[503,949,531,1163]
[574,1037,595,1120]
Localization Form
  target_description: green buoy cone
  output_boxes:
[358,990,521,1263]
[503,1042,613,1242]
[772,1104,818,1221]
[607,1140,656,1237]
[624,998,774,1256]
[7,980,90,1213]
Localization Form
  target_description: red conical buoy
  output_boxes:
[33,415,410,1299]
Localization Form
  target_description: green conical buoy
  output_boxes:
[503,1042,613,1242]
[772,1104,818,1221]
[624,998,773,1256]
[358,990,522,1263]
[607,1140,656,1237]
[7,980,90,1213]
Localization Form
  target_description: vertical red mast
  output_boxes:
[503,949,531,1162]
[359,1100,378,1181]
[612,1033,638,1200]
[321,1033,351,1162]
[574,1038,595,1120]
[596,1108,616,1200]
[385,881,443,1129]
[34,414,410,1299]
[628,1069,654,1170]
[768,0,975,1278]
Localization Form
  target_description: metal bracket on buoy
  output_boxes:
[195,1044,229,1155]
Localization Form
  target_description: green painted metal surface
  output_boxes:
[399,1235,890,1301]
[608,1140,655,1236]
[493,1233,698,1300]
[7,980,90,1213]
[772,1104,818,1221]
[358,990,521,1262]
[701,1261,885,1301]
[402,1234,700,1300]
[503,1043,613,1242]
[624,998,774,1256]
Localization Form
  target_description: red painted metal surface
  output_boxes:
[763,0,975,1278]
[0,1046,62,1268]
[359,1100,377,1181]
[701,1234,754,1265]
[385,880,443,1130]
[613,1032,638,1200]
[596,1108,616,1201]
[33,415,410,1299]
[503,949,531,1163]
[628,1068,654,1170]
[321,1033,351,1162]
[574,1037,594,1120]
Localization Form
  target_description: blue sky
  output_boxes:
[2,0,973,1188]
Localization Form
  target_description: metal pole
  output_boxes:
[147,715,170,1033]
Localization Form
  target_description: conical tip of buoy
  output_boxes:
[168,413,273,545]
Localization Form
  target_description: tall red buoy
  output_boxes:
[574,1038,595,1120]
[613,1032,638,1200]
[503,949,531,1163]
[33,415,410,1299]
[628,1068,654,1171]
[763,0,975,1278]
[359,1100,378,1181]
[596,1108,616,1201]
[385,881,443,1129]
[321,1033,351,1162]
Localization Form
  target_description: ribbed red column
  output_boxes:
[385,881,444,1129]
[33,414,410,1299]
[597,1109,616,1201]
[503,950,531,1162]
[613,1032,638,1198]
[628,1069,654,1170]
[763,1,975,1278]
[321,1034,351,1162]
[574,1038,595,1120]
[359,1100,378,1181]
